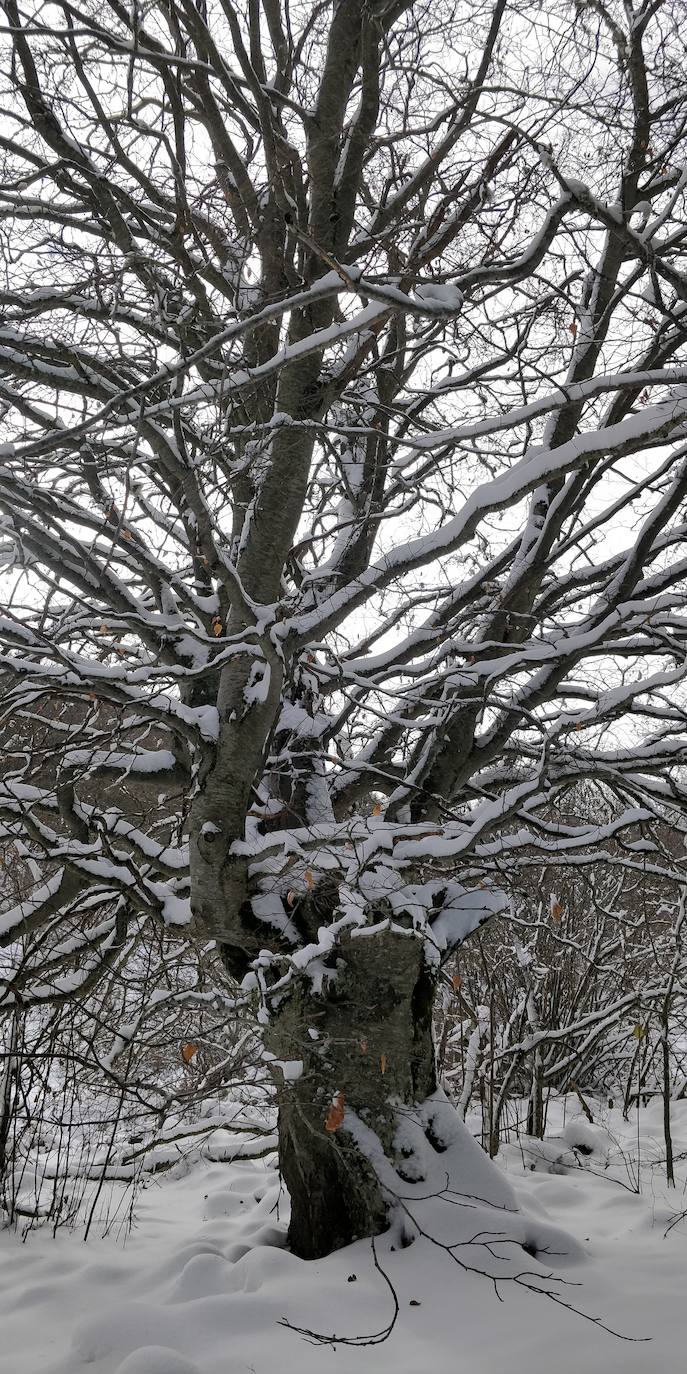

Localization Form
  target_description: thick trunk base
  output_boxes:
[267,928,437,1260]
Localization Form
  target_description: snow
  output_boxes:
[3,1095,687,1373]
[144,882,192,927]
[243,662,271,708]
[412,282,464,313]
[265,1056,303,1083]
[63,748,178,775]
[114,1352,200,1374]
[429,883,509,954]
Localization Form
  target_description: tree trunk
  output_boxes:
[266,927,438,1260]
[0,1009,20,1215]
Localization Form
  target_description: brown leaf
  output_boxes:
[451,973,462,991]
[551,900,563,922]
[380,1053,387,1075]
[304,868,314,890]
[325,1091,345,1132]
[211,616,223,637]
[181,1043,199,1064]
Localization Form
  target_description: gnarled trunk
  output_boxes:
[266,927,438,1260]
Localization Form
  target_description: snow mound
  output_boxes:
[115,1349,200,1374]
[516,1136,579,1173]
[343,1091,585,1278]
[168,1252,234,1302]
[563,1117,611,1159]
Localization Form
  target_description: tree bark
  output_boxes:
[266,926,438,1260]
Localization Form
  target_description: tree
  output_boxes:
[2,0,687,1261]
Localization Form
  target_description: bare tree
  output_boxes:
[2,0,687,1258]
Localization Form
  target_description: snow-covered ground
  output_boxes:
[2,1096,686,1374]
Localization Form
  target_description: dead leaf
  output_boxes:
[325,1091,345,1132]
[551,900,563,922]
[211,616,223,637]
[451,973,462,991]
[304,868,314,890]
[372,802,382,816]
[181,1043,199,1064]
[380,1053,387,1075]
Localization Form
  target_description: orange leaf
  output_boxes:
[372,802,382,816]
[325,1091,345,1132]
[551,900,563,923]
[380,1053,387,1075]
[304,868,314,890]
[451,973,462,991]
[568,322,578,337]
[211,616,223,637]
[181,1043,199,1064]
